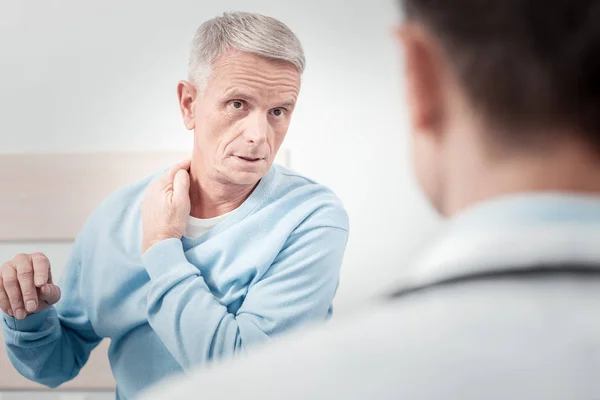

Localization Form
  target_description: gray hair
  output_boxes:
[188,12,306,88]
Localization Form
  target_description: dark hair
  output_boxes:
[400,0,600,149]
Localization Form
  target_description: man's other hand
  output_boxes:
[0,253,61,320]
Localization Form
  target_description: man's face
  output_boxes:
[180,50,301,186]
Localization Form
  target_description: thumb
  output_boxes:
[39,283,61,306]
[173,169,191,205]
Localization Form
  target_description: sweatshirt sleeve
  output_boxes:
[1,242,102,388]
[142,218,348,370]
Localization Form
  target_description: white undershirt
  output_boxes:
[184,212,232,239]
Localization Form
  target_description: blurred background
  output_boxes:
[0,0,439,398]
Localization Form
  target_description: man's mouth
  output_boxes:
[235,156,264,162]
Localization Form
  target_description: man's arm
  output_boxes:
[1,247,102,388]
[142,222,348,370]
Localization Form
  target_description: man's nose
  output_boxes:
[243,113,268,145]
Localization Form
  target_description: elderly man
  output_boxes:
[0,12,348,400]
[142,0,600,399]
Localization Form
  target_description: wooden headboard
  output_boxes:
[0,150,289,241]
[0,149,289,390]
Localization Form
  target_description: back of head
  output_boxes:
[399,0,600,150]
[188,11,306,88]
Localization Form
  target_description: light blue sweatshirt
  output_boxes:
[1,164,349,400]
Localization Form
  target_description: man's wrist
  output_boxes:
[3,307,53,332]
[142,238,195,281]
[142,235,180,254]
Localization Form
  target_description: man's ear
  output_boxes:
[395,23,446,138]
[177,80,198,130]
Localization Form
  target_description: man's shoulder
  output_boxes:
[270,164,349,231]
[79,168,164,236]
[96,169,161,214]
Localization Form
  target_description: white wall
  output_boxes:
[0,0,439,313]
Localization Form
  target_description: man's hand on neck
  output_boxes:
[141,160,192,254]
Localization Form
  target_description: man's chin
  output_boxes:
[226,169,268,186]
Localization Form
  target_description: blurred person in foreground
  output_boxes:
[141,0,600,399]
[0,12,349,400]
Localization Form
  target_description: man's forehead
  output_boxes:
[202,51,301,103]
[220,84,298,106]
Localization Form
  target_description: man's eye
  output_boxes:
[271,108,285,117]
[230,101,244,110]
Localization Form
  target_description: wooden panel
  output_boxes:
[0,150,289,241]
[0,338,114,390]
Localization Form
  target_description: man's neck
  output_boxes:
[446,140,600,217]
[188,168,257,219]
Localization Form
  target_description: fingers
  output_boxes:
[0,276,13,317]
[13,254,39,314]
[175,159,191,171]
[161,159,191,185]
[2,263,26,320]
[31,252,51,287]
[0,253,54,319]
[39,283,61,306]
[173,169,191,203]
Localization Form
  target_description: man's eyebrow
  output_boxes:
[279,99,297,108]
